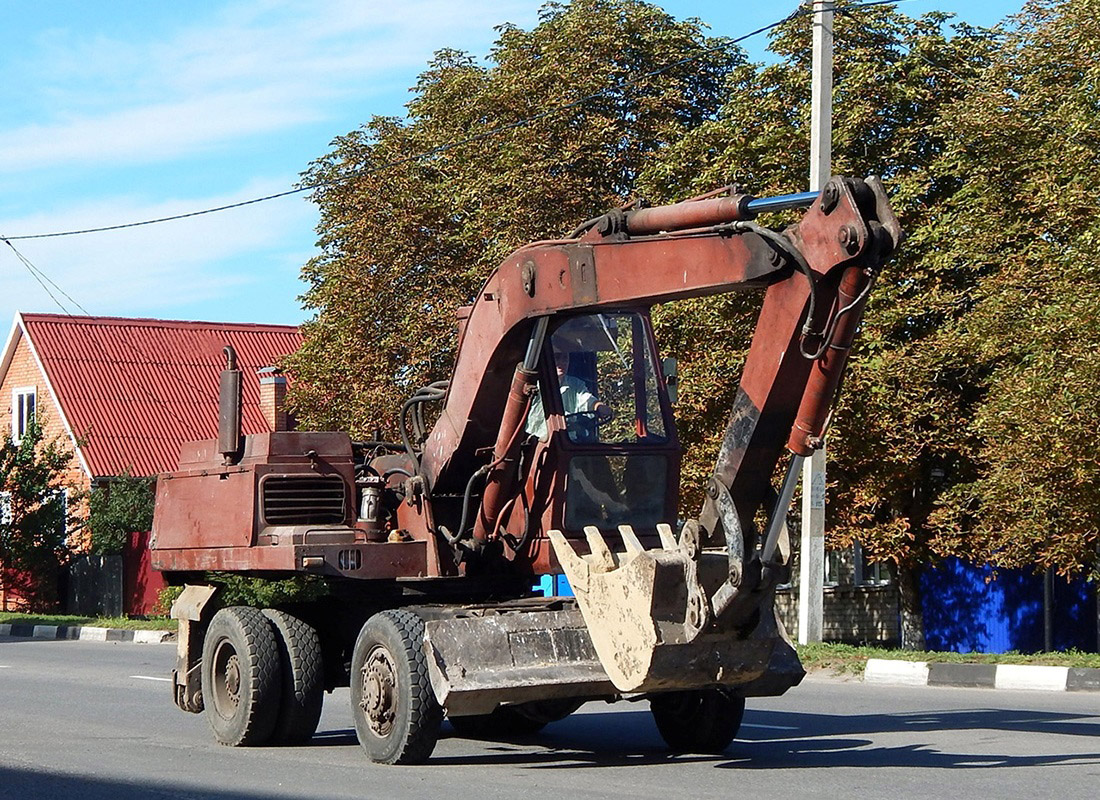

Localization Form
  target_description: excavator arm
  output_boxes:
[420,176,898,538]
[415,175,900,696]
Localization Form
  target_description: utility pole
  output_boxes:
[798,0,833,645]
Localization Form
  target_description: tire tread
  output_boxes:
[263,609,324,744]
[202,606,281,747]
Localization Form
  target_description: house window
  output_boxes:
[853,541,891,586]
[12,387,36,443]
[824,548,843,587]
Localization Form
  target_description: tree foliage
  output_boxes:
[285,0,742,436]
[287,0,1100,633]
[86,470,156,556]
[920,0,1100,578]
[0,419,76,610]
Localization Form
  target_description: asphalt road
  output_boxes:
[1,636,1098,800]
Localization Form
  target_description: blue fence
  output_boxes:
[921,557,1097,653]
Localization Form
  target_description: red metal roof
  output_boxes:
[19,314,302,477]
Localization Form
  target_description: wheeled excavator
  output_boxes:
[151,175,901,764]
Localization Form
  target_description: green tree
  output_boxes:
[285,0,742,436]
[922,0,1100,580]
[86,470,156,556]
[641,2,1000,647]
[0,419,76,611]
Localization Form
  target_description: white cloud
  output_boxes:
[0,179,318,324]
[6,0,536,174]
[0,91,321,172]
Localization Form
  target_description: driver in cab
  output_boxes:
[525,346,613,440]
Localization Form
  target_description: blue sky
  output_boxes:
[0,1,1023,327]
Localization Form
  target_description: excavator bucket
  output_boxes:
[548,524,795,694]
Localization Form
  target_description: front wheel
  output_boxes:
[350,609,442,764]
[649,689,745,754]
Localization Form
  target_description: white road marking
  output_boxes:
[0,665,10,669]
[741,722,798,731]
[130,675,172,682]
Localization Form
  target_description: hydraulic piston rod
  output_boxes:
[745,191,820,215]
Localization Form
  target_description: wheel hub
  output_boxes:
[360,646,397,736]
[211,638,243,718]
[224,655,241,702]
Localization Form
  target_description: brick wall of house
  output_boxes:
[0,332,91,609]
[0,334,90,494]
[776,584,900,646]
[774,529,901,646]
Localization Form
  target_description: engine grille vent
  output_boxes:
[262,475,347,525]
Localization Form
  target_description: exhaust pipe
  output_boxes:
[218,345,242,465]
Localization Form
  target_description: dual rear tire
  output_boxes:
[201,606,324,748]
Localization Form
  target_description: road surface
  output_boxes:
[1,636,1097,799]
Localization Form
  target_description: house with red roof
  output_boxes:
[0,313,302,611]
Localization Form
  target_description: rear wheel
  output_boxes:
[263,609,324,744]
[201,606,282,746]
[649,689,745,754]
[350,609,442,764]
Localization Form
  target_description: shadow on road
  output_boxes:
[743,705,1100,741]
[420,705,1100,770]
[0,766,288,800]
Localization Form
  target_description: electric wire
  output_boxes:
[2,239,84,316]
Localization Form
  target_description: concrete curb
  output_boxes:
[0,622,174,644]
[864,658,1100,692]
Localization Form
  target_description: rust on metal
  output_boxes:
[624,193,754,236]
[472,364,539,546]
[169,584,218,714]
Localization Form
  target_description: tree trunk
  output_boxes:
[896,563,926,651]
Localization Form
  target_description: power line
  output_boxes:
[0,237,200,431]
[2,239,89,316]
[0,0,903,243]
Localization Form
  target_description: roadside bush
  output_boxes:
[152,585,185,617]
[86,471,155,555]
[207,574,329,608]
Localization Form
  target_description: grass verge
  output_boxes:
[797,642,1100,675]
[0,612,176,631]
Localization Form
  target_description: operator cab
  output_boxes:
[528,311,680,534]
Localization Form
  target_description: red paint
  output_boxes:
[124,530,166,616]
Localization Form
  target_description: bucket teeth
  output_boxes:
[656,523,677,551]
[583,526,617,571]
[617,524,645,557]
